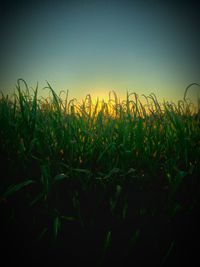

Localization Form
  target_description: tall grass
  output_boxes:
[0,79,199,265]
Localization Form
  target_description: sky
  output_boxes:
[0,0,200,103]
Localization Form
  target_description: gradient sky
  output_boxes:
[0,0,199,102]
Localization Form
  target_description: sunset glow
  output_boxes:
[0,0,199,103]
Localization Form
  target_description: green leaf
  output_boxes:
[37,227,48,241]
[71,168,91,175]
[122,199,128,220]
[53,216,61,239]
[99,230,112,266]
[130,229,140,247]
[29,193,43,206]
[170,169,187,196]
[3,180,34,198]
[162,240,175,265]
[61,216,75,222]
[54,173,68,181]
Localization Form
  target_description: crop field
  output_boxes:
[0,79,200,266]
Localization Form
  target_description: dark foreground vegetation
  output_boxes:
[0,79,200,266]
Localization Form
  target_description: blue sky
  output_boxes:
[0,0,199,102]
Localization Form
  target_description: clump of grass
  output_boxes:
[0,79,199,265]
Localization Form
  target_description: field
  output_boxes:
[0,79,200,266]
